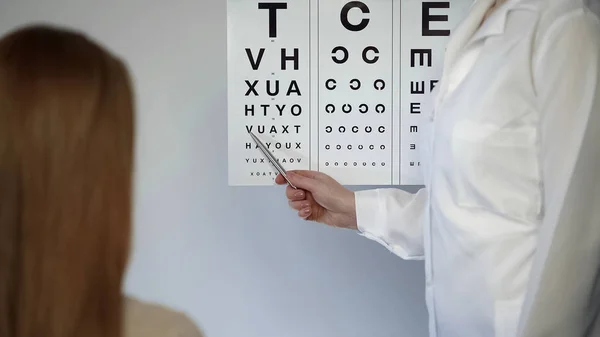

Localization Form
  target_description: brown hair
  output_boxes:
[0,25,134,337]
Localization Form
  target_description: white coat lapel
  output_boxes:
[436,0,494,105]
[437,0,515,104]
[466,0,541,46]
[443,0,495,71]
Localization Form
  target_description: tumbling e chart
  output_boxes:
[227,0,472,186]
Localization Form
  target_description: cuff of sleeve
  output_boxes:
[354,188,385,237]
[354,188,425,261]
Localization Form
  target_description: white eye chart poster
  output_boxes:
[227,0,472,186]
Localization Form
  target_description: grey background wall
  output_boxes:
[0,0,428,336]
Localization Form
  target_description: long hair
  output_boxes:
[0,25,134,337]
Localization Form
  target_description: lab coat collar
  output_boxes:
[444,0,539,68]
[436,0,539,105]
[437,0,495,104]
[468,1,510,44]
[441,0,493,82]
[468,0,538,45]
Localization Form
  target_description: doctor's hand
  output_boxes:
[275,170,357,230]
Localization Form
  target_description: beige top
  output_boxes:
[123,297,204,337]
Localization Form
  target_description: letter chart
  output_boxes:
[228,0,472,186]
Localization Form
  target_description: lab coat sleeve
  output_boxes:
[518,12,600,337]
[354,188,427,260]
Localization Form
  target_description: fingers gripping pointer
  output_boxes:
[275,170,358,230]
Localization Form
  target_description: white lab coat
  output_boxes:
[354,0,600,337]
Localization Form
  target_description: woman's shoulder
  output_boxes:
[123,296,204,337]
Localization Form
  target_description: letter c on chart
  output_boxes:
[349,78,361,90]
[340,1,370,32]
[332,46,349,64]
[326,78,337,90]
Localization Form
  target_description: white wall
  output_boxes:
[0,1,428,336]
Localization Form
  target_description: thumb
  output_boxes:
[286,170,320,193]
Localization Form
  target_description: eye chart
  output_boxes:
[228,0,473,186]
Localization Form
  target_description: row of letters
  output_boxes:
[256,1,451,38]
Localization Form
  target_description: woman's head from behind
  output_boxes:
[0,25,134,337]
